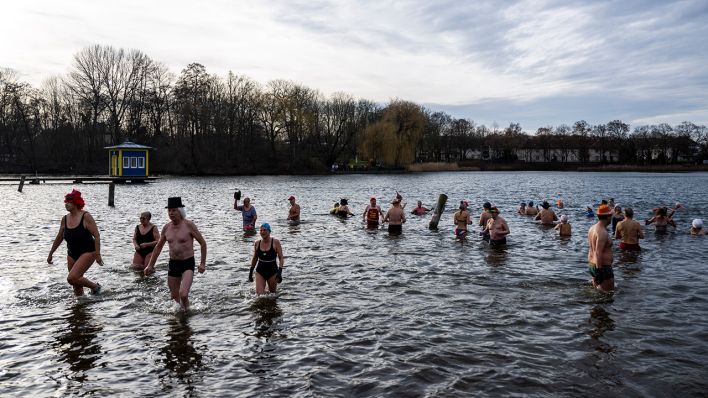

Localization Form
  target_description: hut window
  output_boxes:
[123,157,130,168]
[131,157,138,168]
[138,157,145,168]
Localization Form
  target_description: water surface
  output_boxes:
[1,172,707,397]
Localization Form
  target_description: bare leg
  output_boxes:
[66,257,84,296]
[266,275,278,293]
[179,270,194,310]
[255,272,267,295]
[598,278,615,292]
[67,253,98,296]
[168,276,182,307]
[131,252,145,269]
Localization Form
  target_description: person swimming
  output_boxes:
[336,199,354,218]
[690,219,705,235]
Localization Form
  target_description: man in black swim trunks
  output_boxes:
[145,197,207,310]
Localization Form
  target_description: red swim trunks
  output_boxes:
[619,242,641,251]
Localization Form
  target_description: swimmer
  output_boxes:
[479,202,493,241]
[132,211,160,270]
[517,202,526,215]
[410,200,431,215]
[587,204,614,292]
[363,196,384,228]
[287,195,300,222]
[329,202,340,214]
[47,189,104,296]
[483,207,509,246]
[646,207,676,232]
[611,205,625,233]
[690,219,705,235]
[234,196,257,232]
[554,214,572,236]
[535,201,558,225]
[556,199,564,209]
[524,201,539,216]
[453,201,471,239]
[145,197,207,310]
[383,198,406,235]
[336,199,354,218]
[585,206,595,218]
[614,208,644,250]
[248,223,285,294]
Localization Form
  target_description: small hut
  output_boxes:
[105,141,153,177]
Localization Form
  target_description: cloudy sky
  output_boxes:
[2,0,707,130]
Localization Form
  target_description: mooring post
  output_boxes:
[108,182,115,207]
[428,193,448,230]
[18,176,26,192]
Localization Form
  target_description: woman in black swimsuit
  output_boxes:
[248,223,285,294]
[47,189,104,296]
[132,211,160,270]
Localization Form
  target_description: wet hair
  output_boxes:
[140,211,151,220]
[624,208,633,218]
[340,198,348,206]
[658,207,668,216]
[333,202,340,208]
[520,202,526,207]
[483,202,492,209]
[528,201,534,207]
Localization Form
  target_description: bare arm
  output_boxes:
[133,226,140,251]
[148,226,160,248]
[47,216,66,264]
[189,221,207,272]
[145,225,168,275]
[84,212,103,266]
[275,239,285,269]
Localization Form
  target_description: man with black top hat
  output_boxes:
[145,197,207,310]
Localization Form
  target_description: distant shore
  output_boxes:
[406,161,708,173]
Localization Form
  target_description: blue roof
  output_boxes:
[104,141,153,150]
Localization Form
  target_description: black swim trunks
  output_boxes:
[388,224,402,235]
[588,266,614,284]
[168,257,195,278]
[489,237,506,246]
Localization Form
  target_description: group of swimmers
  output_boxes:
[47,188,706,309]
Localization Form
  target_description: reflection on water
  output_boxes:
[160,314,205,393]
[53,302,102,383]
[249,298,283,340]
[483,245,508,266]
[587,306,616,353]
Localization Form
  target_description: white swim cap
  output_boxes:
[693,219,703,229]
[560,215,568,222]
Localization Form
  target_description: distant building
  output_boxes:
[105,141,153,177]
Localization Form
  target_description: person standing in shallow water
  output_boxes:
[249,223,285,294]
[614,207,644,250]
[287,195,300,223]
[48,189,104,296]
[484,207,510,246]
[587,205,615,292]
[383,198,406,235]
[132,211,159,270]
[234,195,257,232]
[145,197,207,310]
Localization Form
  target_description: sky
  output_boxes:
[2,0,708,131]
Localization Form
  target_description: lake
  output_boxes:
[1,172,707,397]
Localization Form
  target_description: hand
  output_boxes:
[198,264,206,274]
[134,244,141,251]
[144,265,155,276]
[96,254,104,266]
[47,253,53,264]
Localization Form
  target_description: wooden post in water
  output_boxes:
[108,182,115,207]
[428,193,448,230]
[18,176,26,192]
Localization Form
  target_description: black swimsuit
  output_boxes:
[135,225,155,258]
[63,213,95,261]
[255,239,278,279]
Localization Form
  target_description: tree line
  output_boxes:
[1,44,707,174]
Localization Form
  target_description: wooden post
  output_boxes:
[18,176,26,192]
[108,182,115,207]
[428,193,448,230]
